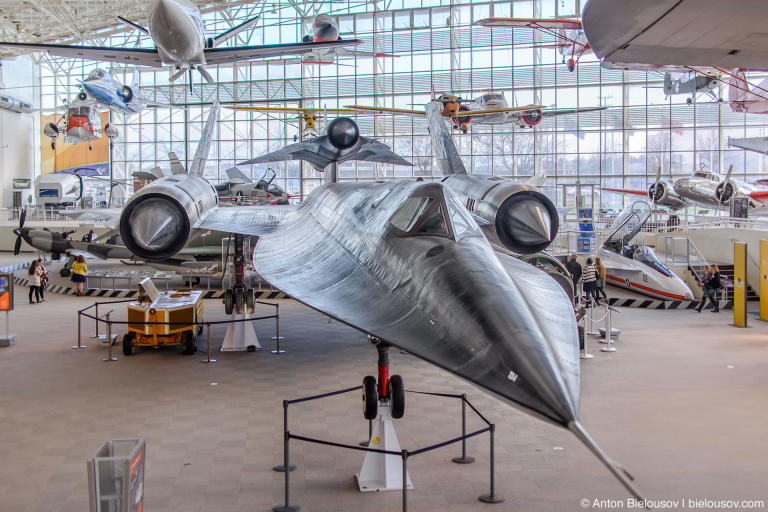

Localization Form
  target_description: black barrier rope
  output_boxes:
[274,385,503,512]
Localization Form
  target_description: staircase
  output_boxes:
[689,264,759,301]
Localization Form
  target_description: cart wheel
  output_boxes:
[183,331,196,355]
[388,375,405,419]
[122,333,134,356]
[363,375,378,420]
[246,288,255,314]
[224,289,234,315]
[59,268,71,278]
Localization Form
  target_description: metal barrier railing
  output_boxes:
[75,298,285,359]
[273,386,501,512]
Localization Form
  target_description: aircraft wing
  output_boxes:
[462,105,547,116]
[0,42,164,67]
[728,136,768,155]
[202,40,362,65]
[749,190,768,203]
[196,204,296,236]
[601,187,649,197]
[333,47,399,58]
[345,105,425,115]
[60,208,121,230]
[227,106,360,115]
[539,106,607,117]
[67,240,136,260]
[582,0,768,70]
[474,17,583,30]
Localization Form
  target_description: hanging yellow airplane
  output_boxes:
[347,92,605,133]
[227,106,363,140]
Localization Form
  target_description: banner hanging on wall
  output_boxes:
[40,111,110,176]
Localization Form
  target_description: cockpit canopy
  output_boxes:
[389,187,478,240]
[632,246,674,277]
[87,69,107,81]
[693,170,715,180]
[479,93,505,103]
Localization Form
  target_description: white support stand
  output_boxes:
[580,316,594,360]
[355,405,413,492]
[600,304,619,352]
[0,310,15,347]
[220,313,261,352]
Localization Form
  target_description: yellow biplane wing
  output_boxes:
[346,104,545,116]
[227,106,361,114]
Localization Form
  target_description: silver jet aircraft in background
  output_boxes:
[70,68,176,116]
[0,0,360,87]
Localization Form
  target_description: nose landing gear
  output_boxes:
[361,337,405,421]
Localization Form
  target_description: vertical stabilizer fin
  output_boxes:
[568,421,646,503]
[168,152,186,175]
[189,101,220,177]
[425,101,467,176]
[226,166,253,183]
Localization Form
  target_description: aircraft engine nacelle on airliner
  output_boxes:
[441,174,558,254]
[104,122,118,139]
[119,174,218,261]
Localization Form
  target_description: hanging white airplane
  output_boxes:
[348,92,605,133]
[279,14,398,65]
[599,201,694,301]
[474,18,590,72]
[0,0,360,87]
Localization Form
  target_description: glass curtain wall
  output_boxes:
[35,0,768,208]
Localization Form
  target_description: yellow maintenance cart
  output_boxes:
[123,287,204,356]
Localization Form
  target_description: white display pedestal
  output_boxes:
[355,405,413,492]
[220,313,261,352]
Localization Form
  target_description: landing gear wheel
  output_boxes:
[567,58,576,72]
[88,143,92,151]
[183,331,196,354]
[362,375,378,420]
[122,333,134,356]
[224,289,234,315]
[388,374,405,419]
[245,288,255,314]
[235,288,245,314]
[60,268,71,277]
[51,141,55,150]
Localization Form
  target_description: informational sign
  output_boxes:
[576,234,595,254]
[129,444,145,512]
[730,197,749,219]
[0,273,14,311]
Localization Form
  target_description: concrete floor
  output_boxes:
[0,284,767,511]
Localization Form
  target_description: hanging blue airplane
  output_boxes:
[69,68,176,116]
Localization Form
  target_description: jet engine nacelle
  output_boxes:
[104,122,118,139]
[313,14,339,41]
[44,122,60,139]
[519,110,543,128]
[443,175,558,254]
[119,174,217,261]
[121,85,134,103]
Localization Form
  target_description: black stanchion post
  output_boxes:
[401,449,408,512]
[102,311,117,362]
[201,323,216,363]
[452,394,475,464]
[359,418,373,447]
[274,400,296,472]
[91,302,100,338]
[73,310,86,349]
[271,303,285,354]
[272,427,299,512]
[478,423,504,504]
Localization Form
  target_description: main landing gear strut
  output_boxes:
[221,233,260,351]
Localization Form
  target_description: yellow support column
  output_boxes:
[733,242,748,328]
[761,240,768,321]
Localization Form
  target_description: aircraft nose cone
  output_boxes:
[128,198,184,252]
[326,117,359,149]
[404,237,580,425]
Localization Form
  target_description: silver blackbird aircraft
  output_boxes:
[602,165,768,214]
[97,101,645,500]
[0,0,360,87]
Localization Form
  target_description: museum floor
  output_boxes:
[1,283,767,512]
